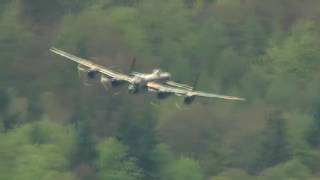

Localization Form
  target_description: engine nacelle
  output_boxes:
[78,65,100,84]
[100,74,124,88]
[128,84,139,94]
[111,79,124,87]
[184,96,195,105]
[87,70,99,79]
[157,92,172,99]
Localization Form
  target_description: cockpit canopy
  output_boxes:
[152,69,162,75]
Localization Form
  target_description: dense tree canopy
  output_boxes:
[1,0,320,179]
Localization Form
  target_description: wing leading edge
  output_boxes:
[50,47,133,82]
[147,82,245,101]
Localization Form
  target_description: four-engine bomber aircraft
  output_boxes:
[50,47,245,104]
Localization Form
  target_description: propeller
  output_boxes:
[128,57,137,74]
[113,92,121,96]
[174,100,193,110]
[101,83,121,96]
[175,101,183,110]
[79,72,94,87]
[150,100,160,107]
[150,100,184,110]
[109,65,119,70]
[192,72,201,90]
[101,81,109,91]
[77,64,97,86]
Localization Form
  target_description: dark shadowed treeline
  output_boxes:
[1,0,320,179]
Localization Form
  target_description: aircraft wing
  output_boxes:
[165,81,194,91]
[147,82,245,101]
[186,91,246,101]
[50,47,133,82]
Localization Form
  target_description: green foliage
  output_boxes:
[263,21,320,108]
[266,22,320,79]
[259,159,311,180]
[163,157,204,180]
[72,120,97,167]
[116,109,158,178]
[253,111,291,172]
[307,102,320,148]
[210,169,254,180]
[0,119,76,180]
[1,0,320,179]
[0,89,9,113]
[96,138,143,180]
[284,111,314,153]
[22,0,95,23]
[150,143,175,179]
[0,1,33,69]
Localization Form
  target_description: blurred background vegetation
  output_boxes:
[0,0,320,179]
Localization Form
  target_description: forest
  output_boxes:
[0,0,320,179]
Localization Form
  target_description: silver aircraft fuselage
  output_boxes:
[130,69,171,85]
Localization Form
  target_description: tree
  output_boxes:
[71,120,97,167]
[307,101,320,148]
[116,107,158,179]
[263,21,320,109]
[259,159,311,180]
[164,157,204,180]
[96,138,143,180]
[210,169,254,180]
[0,119,76,180]
[252,111,291,173]
[70,107,98,180]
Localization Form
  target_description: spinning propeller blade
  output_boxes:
[175,101,183,110]
[150,101,160,107]
[128,57,137,73]
[192,72,201,90]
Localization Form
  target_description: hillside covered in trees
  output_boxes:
[1,0,320,179]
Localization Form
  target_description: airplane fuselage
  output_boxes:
[131,69,171,84]
[127,69,171,94]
